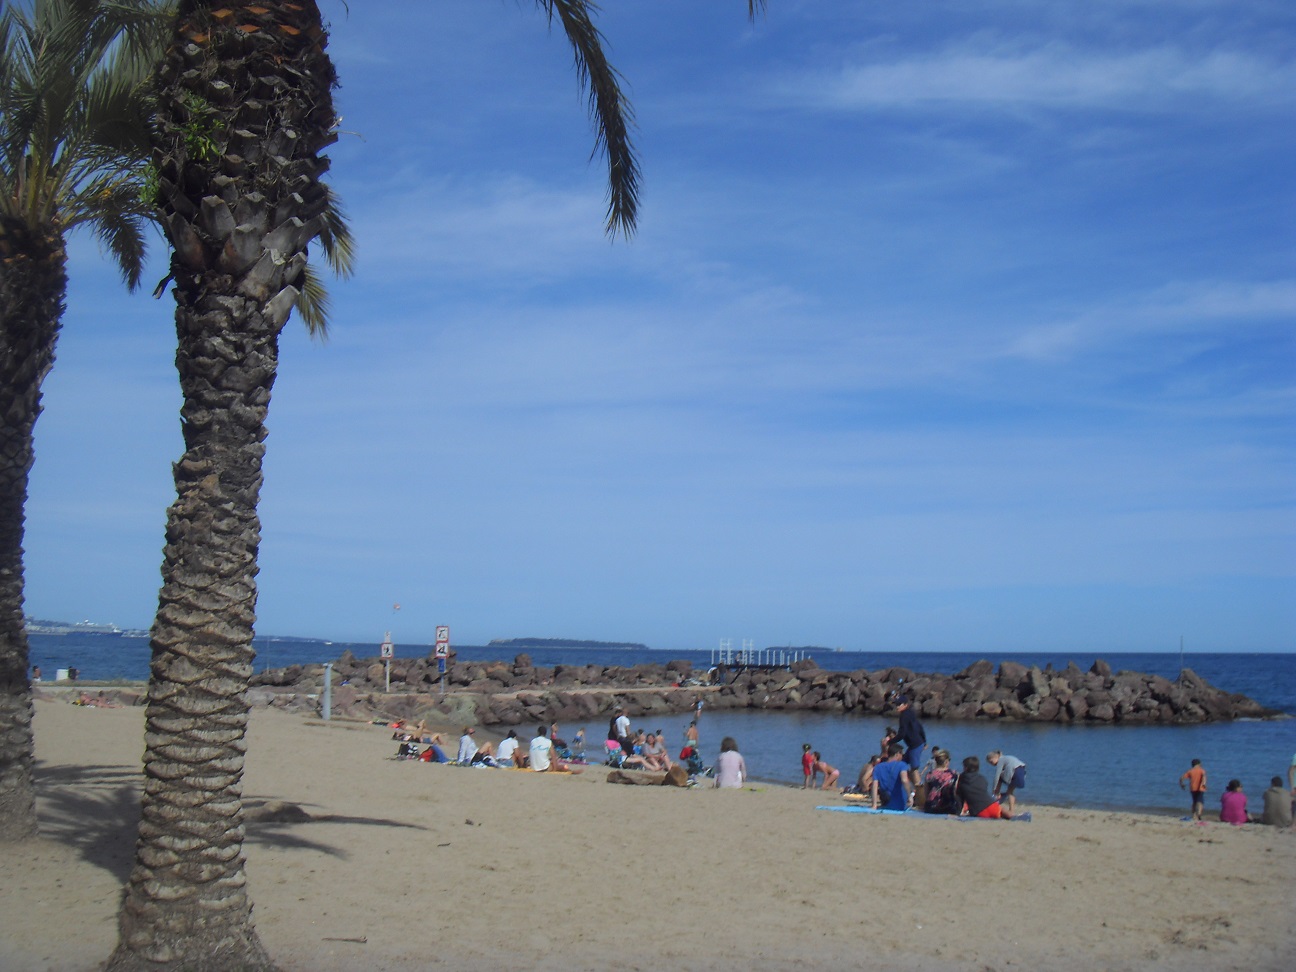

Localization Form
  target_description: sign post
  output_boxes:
[380,631,394,693]
[435,625,449,696]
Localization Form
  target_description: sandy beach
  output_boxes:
[2,696,1293,972]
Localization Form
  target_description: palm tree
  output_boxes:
[0,0,172,843]
[109,2,762,968]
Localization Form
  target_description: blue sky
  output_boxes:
[23,0,1295,652]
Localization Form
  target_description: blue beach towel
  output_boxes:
[816,806,1032,822]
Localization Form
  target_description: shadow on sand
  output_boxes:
[34,761,427,883]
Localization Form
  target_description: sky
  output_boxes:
[21,0,1295,653]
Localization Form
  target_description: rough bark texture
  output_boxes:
[0,218,66,842]
[108,3,336,969]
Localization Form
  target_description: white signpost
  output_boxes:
[380,631,394,692]
[435,626,449,694]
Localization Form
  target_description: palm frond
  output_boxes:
[316,184,356,280]
[293,261,331,340]
[539,0,640,239]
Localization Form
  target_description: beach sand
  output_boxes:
[2,697,1293,971]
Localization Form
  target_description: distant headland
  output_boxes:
[487,637,649,651]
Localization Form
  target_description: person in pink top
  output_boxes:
[1219,779,1252,824]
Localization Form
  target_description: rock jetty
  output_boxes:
[245,651,1281,728]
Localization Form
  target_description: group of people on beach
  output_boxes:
[391,720,580,772]
[808,694,1028,820]
[1179,756,1295,828]
[605,707,745,786]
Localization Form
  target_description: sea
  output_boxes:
[27,634,1295,816]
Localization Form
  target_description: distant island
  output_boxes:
[23,616,147,637]
[488,637,649,651]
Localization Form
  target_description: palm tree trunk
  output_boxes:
[109,3,336,968]
[110,294,280,971]
[0,222,67,842]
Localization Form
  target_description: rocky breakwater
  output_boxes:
[247,650,702,727]
[246,651,1279,727]
[713,657,1279,724]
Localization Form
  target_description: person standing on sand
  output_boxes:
[1180,758,1208,821]
[986,750,1027,816]
[715,736,746,788]
[801,743,815,788]
[891,695,927,789]
[614,708,631,748]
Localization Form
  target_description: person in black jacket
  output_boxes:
[956,755,1010,819]
[892,694,927,788]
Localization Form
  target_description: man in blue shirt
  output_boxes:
[870,745,913,810]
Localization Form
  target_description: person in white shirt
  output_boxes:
[529,726,557,772]
[456,727,495,765]
[614,709,631,743]
[456,727,477,764]
[496,730,525,768]
[714,736,746,788]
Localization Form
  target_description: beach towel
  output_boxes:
[816,805,1032,822]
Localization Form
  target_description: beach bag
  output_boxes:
[417,746,434,763]
[679,745,695,760]
[396,742,419,759]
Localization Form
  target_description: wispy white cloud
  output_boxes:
[777,42,1296,113]
[1003,279,1296,362]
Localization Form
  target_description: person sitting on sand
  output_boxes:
[715,737,746,788]
[497,730,527,768]
[529,725,558,772]
[457,727,477,764]
[922,749,959,814]
[1260,776,1293,828]
[550,721,567,750]
[1220,779,1251,824]
[812,752,840,790]
[870,745,913,810]
[457,727,496,766]
[956,756,1009,819]
[852,754,883,796]
[641,733,672,772]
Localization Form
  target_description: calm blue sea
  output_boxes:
[27,635,1295,815]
